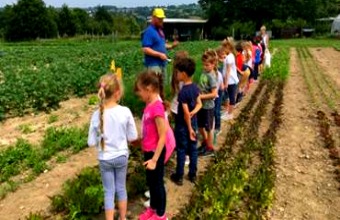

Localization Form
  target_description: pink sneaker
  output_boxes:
[139,208,155,220]
[149,213,168,220]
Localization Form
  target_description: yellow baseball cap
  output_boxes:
[152,8,166,19]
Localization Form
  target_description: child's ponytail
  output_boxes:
[98,83,106,151]
[97,73,121,151]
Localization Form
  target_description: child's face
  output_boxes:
[135,83,150,103]
[203,61,214,73]
[218,51,226,60]
[176,70,188,81]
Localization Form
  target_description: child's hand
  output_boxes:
[189,129,196,141]
[130,139,141,147]
[143,159,157,170]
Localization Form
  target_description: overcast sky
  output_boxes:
[1,0,198,8]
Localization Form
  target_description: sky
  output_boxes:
[0,0,198,8]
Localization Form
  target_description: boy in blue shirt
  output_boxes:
[170,57,202,185]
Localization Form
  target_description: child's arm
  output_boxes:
[143,116,166,170]
[183,103,196,141]
[224,63,232,88]
[200,87,217,100]
[189,95,202,117]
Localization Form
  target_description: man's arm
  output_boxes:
[142,47,168,60]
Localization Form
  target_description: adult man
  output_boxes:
[141,8,178,83]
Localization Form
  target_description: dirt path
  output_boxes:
[271,48,340,219]
[0,147,98,219]
[0,96,96,147]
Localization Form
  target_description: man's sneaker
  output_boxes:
[144,190,150,198]
[170,173,183,186]
[148,214,168,220]
[139,207,155,220]
[143,199,150,208]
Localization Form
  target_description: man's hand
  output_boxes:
[159,53,168,61]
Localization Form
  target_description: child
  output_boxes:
[221,40,239,121]
[170,51,190,167]
[252,36,262,81]
[213,48,224,138]
[135,71,168,220]
[170,57,202,186]
[217,46,228,111]
[170,51,189,122]
[88,73,138,220]
[197,49,218,157]
[235,42,251,104]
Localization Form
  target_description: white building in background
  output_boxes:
[331,14,340,34]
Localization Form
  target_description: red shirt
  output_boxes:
[236,52,243,71]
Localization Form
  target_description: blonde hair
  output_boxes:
[222,39,236,57]
[260,25,266,31]
[202,49,218,76]
[97,73,122,151]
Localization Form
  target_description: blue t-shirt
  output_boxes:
[141,25,167,67]
[175,83,200,128]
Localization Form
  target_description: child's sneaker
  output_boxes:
[149,214,168,220]
[170,173,183,186]
[185,155,190,166]
[143,199,150,208]
[144,190,150,198]
[202,148,214,157]
[139,207,155,220]
[222,113,233,121]
[188,174,197,183]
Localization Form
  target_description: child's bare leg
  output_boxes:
[118,200,127,220]
[105,210,114,220]
[199,127,207,145]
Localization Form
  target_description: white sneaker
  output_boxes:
[221,112,229,120]
[143,199,150,208]
[185,156,190,166]
[222,114,234,121]
[144,190,150,198]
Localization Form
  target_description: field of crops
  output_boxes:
[0,38,340,219]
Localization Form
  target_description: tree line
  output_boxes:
[0,0,141,41]
[199,0,340,39]
[0,0,204,42]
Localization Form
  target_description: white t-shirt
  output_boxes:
[217,70,224,90]
[88,105,138,161]
[226,53,239,85]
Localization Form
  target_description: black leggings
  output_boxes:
[144,148,166,216]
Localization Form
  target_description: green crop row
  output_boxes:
[175,47,289,219]
[0,40,218,120]
[0,126,88,188]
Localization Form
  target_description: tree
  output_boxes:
[4,0,57,41]
[57,5,77,37]
[73,8,91,35]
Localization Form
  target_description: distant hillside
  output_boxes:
[87,4,204,20]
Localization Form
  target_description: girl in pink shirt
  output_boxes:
[135,70,168,220]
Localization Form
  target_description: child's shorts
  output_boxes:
[197,108,214,132]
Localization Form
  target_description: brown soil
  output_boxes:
[0,95,97,147]
[310,47,340,89]
[0,147,98,220]
[0,82,259,220]
[271,48,340,219]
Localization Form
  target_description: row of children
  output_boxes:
[87,35,269,220]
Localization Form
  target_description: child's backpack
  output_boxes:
[164,114,176,164]
[255,46,261,64]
